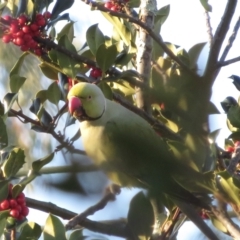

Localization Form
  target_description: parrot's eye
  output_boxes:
[88,95,92,100]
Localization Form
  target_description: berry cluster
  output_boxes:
[0,184,29,221]
[1,12,51,56]
[104,0,129,12]
[90,67,102,79]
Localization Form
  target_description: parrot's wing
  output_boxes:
[103,109,219,240]
[103,105,203,201]
[103,108,172,186]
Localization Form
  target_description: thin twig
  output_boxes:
[16,165,98,177]
[204,11,214,46]
[10,228,16,240]
[35,37,97,67]
[219,16,240,62]
[161,208,181,238]
[218,56,240,67]
[134,0,156,114]
[80,0,197,78]
[65,190,117,230]
[112,92,183,141]
[203,0,238,82]
[9,109,85,155]
[227,145,240,180]
[52,102,68,126]
[26,196,131,238]
[211,205,240,239]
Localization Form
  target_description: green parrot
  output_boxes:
[67,82,218,240]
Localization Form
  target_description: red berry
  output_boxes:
[10,209,19,218]
[37,18,46,27]
[15,204,22,212]
[17,192,25,199]
[226,146,235,153]
[34,49,42,56]
[21,206,29,216]
[18,15,27,26]
[20,45,29,51]
[90,68,102,78]
[2,34,12,43]
[15,31,24,37]
[28,40,38,49]
[9,23,19,33]
[0,199,9,210]
[16,193,25,204]
[22,26,31,33]
[15,37,25,46]
[17,214,25,221]
[2,15,12,22]
[23,33,32,41]
[234,141,240,147]
[36,13,43,20]
[30,23,39,31]
[104,2,113,9]
[9,199,18,208]
[32,30,40,36]
[160,103,165,109]
[43,11,51,19]
[110,5,119,11]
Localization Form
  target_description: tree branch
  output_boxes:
[35,37,97,67]
[134,0,156,114]
[81,0,197,78]
[218,56,240,67]
[16,164,98,177]
[204,10,214,46]
[112,92,183,141]
[9,109,85,155]
[211,205,240,239]
[227,144,240,181]
[219,16,240,62]
[203,0,238,83]
[26,195,131,238]
[65,190,117,230]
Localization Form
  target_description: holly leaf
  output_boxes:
[39,63,58,80]
[9,74,26,93]
[0,180,9,202]
[199,0,212,12]
[51,0,74,20]
[57,35,80,78]
[188,42,207,70]
[227,105,240,128]
[47,82,62,105]
[18,222,42,240]
[43,214,67,240]
[102,12,131,46]
[57,21,75,42]
[127,192,154,239]
[229,75,240,91]
[32,152,55,172]
[3,93,18,115]
[0,117,8,150]
[86,24,105,56]
[2,148,25,179]
[96,44,117,73]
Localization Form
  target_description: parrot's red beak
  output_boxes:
[68,96,83,117]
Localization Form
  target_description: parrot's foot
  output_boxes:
[105,183,121,196]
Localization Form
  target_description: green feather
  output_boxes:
[68,83,219,240]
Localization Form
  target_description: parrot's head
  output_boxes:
[67,82,106,121]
